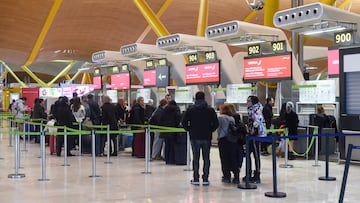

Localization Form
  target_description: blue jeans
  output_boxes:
[191,139,211,181]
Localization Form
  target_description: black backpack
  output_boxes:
[228,121,248,144]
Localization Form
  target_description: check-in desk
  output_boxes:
[340,115,360,161]
[342,130,360,161]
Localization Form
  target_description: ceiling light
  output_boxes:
[300,26,347,35]
[228,39,266,46]
[131,56,151,62]
[172,49,198,55]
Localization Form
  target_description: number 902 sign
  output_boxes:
[334,31,353,46]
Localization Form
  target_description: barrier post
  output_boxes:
[319,133,336,181]
[339,144,355,203]
[279,129,293,168]
[313,127,320,167]
[38,129,49,181]
[238,136,257,189]
[62,127,70,166]
[23,121,27,152]
[8,128,25,179]
[105,125,112,164]
[265,136,286,198]
[184,131,192,171]
[89,129,100,178]
[9,120,13,147]
[78,123,82,156]
[142,126,151,174]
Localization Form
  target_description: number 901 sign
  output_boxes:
[334,31,353,46]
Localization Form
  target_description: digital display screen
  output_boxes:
[156,66,170,87]
[111,73,130,90]
[185,61,220,85]
[143,69,156,87]
[93,76,102,89]
[328,49,339,76]
[243,52,292,82]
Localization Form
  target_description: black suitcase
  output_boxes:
[174,132,187,165]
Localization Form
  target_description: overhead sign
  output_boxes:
[39,88,63,98]
[328,49,339,76]
[243,52,292,82]
[156,66,170,87]
[111,73,130,90]
[185,61,220,85]
[146,60,154,69]
[62,85,95,98]
[93,76,102,89]
[158,58,168,66]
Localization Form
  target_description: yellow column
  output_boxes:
[264,0,279,27]
[81,73,87,84]
[0,61,27,87]
[22,0,63,87]
[65,74,71,80]
[47,60,76,87]
[244,10,258,22]
[338,0,351,9]
[133,0,170,37]
[196,0,209,36]
[320,0,336,5]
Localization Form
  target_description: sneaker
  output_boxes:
[202,180,210,186]
[190,179,200,186]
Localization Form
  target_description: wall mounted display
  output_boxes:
[156,66,170,87]
[226,83,253,104]
[243,52,292,82]
[185,61,220,85]
[93,76,102,89]
[143,69,156,87]
[111,72,130,90]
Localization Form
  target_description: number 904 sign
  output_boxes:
[334,31,354,46]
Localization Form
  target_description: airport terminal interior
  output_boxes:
[2,0,360,202]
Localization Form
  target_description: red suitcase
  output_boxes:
[49,135,58,155]
[133,133,145,158]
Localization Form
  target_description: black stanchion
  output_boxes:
[319,134,336,181]
[339,144,353,203]
[265,136,286,198]
[238,136,257,189]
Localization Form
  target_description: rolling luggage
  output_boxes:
[133,133,145,157]
[49,135,58,155]
[174,132,187,165]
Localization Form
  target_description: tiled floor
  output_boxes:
[0,133,358,203]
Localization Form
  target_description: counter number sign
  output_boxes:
[188,53,198,64]
[271,40,286,53]
[334,30,354,46]
[248,44,261,56]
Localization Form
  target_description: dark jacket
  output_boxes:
[144,104,156,121]
[128,103,145,124]
[88,98,101,125]
[181,100,219,140]
[55,102,74,128]
[32,103,47,120]
[149,106,165,125]
[115,103,128,122]
[101,102,118,130]
[285,111,299,136]
[263,103,273,128]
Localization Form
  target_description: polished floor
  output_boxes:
[0,133,358,203]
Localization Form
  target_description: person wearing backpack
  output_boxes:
[217,103,240,184]
[12,97,28,132]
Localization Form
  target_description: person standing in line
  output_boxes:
[159,100,181,165]
[127,96,146,157]
[165,94,172,103]
[32,98,47,143]
[181,91,219,186]
[87,94,102,156]
[244,95,266,184]
[144,99,156,122]
[217,103,240,184]
[149,99,168,160]
[101,95,119,156]
[261,97,274,156]
[285,101,299,160]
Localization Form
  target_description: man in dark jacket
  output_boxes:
[261,97,274,156]
[101,95,118,156]
[87,94,102,156]
[181,91,219,186]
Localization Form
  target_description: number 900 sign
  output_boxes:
[334,31,353,46]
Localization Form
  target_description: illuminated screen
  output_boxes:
[328,49,339,76]
[243,52,292,82]
[143,69,156,87]
[156,66,170,87]
[185,61,220,85]
[111,73,130,90]
[93,76,102,89]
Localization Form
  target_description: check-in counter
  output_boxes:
[342,130,360,161]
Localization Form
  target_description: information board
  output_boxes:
[298,80,336,103]
[175,86,194,104]
[226,84,253,103]
[39,88,62,98]
[106,90,118,103]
